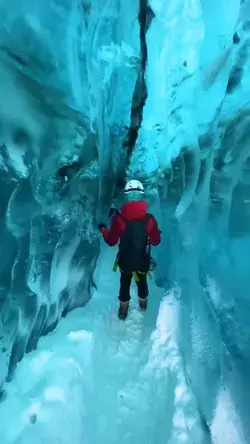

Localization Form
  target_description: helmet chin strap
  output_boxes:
[124,190,144,202]
[124,189,144,193]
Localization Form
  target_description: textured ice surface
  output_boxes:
[0,0,250,441]
[0,0,140,388]
[0,247,243,444]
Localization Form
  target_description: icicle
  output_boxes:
[175,146,200,219]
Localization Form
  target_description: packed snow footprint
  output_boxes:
[0,247,205,444]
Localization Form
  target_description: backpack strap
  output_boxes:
[144,213,153,233]
[144,213,152,253]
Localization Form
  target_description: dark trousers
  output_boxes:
[118,272,149,303]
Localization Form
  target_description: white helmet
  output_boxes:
[124,180,144,194]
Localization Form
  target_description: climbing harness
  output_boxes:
[112,256,152,282]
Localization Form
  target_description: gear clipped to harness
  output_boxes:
[149,256,157,271]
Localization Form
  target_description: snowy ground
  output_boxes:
[0,247,242,444]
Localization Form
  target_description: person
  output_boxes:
[98,180,161,320]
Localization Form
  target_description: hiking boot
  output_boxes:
[118,301,129,320]
[139,298,148,310]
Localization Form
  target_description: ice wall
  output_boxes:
[0,0,140,390]
[127,0,250,440]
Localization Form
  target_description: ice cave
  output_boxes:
[0,0,250,443]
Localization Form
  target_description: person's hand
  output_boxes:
[98,223,107,232]
[109,207,119,219]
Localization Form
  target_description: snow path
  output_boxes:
[0,247,217,443]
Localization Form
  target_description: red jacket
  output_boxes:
[101,201,161,247]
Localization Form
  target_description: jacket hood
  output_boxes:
[120,200,148,221]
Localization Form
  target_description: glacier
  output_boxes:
[0,0,250,442]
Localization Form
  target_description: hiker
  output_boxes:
[98,180,161,320]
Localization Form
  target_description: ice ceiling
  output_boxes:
[0,0,250,441]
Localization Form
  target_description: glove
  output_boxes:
[109,207,119,219]
[98,223,107,232]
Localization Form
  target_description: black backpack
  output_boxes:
[118,214,151,273]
